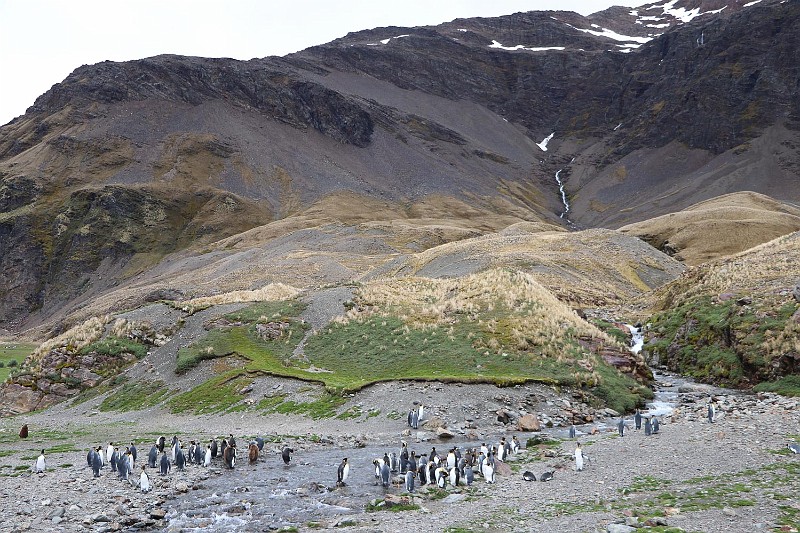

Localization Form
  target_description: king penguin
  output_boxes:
[223,444,236,469]
[380,460,391,487]
[634,409,642,430]
[33,450,46,473]
[210,438,218,458]
[644,417,652,436]
[405,470,415,493]
[130,442,137,463]
[617,418,625,437]
[148,444,158,468]
[282,447,293,465]
[159,452,171,476]
[140,465,151,493]
[337,458,350,487]
[175,446,186,471]
[465,464,474,485]
[204,445,212,467]
[569,425,576,439]
[652,417,660,434]
[256,436,265,451]
[91,449,103,478]
[110,448,118,473]
[708,402,716,423]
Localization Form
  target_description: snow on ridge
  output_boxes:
[379,34,411,45]
[536,132,555,151]
[646,0,727,24]
[489,40,565,52]
[565,22,653,44]
[744,0,763,6]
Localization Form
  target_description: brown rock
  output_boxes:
[149,508,166,520]
[384,494,412,507]
[436,427,454,439]
[422,417,446,430]
[517,414,540,432]
[494,460,512,476]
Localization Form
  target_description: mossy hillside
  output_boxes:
[647,294,798,387]
[170,270,650,415]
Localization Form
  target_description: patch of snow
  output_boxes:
[629,9,638,16]
[565,22,652,44]
[394,34,410,39]
[380,38,391,44]
[637,15,664,21]
[614,122,623,131]
[743,0,762,7]
[458,28,468,32]
[489,40,565,52]
[536,132,555,152]
[648,0,725,23]
[646,23,671,28]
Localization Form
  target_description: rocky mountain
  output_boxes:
[0,0,798,337]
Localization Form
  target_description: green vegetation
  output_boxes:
[99,381,172,411]
[80,336,148,360]
[754,375,800,397]
[648,296,798,387]
[0,342,36,382]
[167,374,254,414]
[366,500,420,513]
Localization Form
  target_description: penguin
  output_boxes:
[429,447,437,464]
[188,441,196,462]
[569,425,576,439]
[92,449,103,478]
[574,442,584,472]
[787,443,800,454]
[248,443,259,464]
[408,451,417,474]
[194,443,204,465]
[96,446,105,467]
[522,471,536,481]
[405,470,415,493]
[435,466,448,488]
[256,436,265,451]
[634,409,642,430]
[483,462,495,484]
[373,459,382,479]
[407,409,414,428]
[389,452,398,473]
[400,442,409,474]
[148,444,158,468]
[497,439,507,462]
[480,443,489,458]
[540,471,554,482]
[19,424,28,439]
[617,418,625,437]
[449,466,460,487]
[118,452,130,481]
[223,444,235,469]
[175,446,186,471]
[87,448,94,467]
[171,437,180,463]
[411,409,419,430]
[129,442,137,463]
[446,449,456,470]
[644,418,652,436]
[417,404,425,422]
[708,402,716,423]
[220,439,228,460]
[140,465,151,493]
[511,436,520,454]
[281,447,293,465]
[106,443,115,466]
[417,460,428,485]
[465,464,475,485]
[652,417,660,434]
[228,434,237,449]
[33,449,46,473]
[157,436,166,453]
[210,438,218,458]
[127,448,134,475]
[504,439,512,459]
[381,460,391,488]
[159,452,170,476]
[204,445,212,467]
[110,448,119,473]
[337,458,350,487]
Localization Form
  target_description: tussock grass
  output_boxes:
[28,316,111,369]
[177,282,302,312]
[99,381,172,411]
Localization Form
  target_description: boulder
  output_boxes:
[494,460,512,476]
[436,427,454,439]
[517,414,540,432]
[422,417,446,430]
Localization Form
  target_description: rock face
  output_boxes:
[518,414,541,432]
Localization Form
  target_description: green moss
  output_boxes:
[99,381,172,411]
[80,336,147,359]
[0,342,37,383]
[167,374,253,414]
[754,375,800,396]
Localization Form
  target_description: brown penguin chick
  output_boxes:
[19,424,28,439]
[248,443,259,464]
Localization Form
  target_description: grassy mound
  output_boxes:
[169,269,651,414]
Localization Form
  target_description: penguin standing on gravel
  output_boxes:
[617,417,625,437]
[465,464,475,486]
[223,444,236,469]
[110,448,119,473]
[210,438,218,458]
[380,459,391,488]
[281,447,293,465]
[634,409,642,430]
[175,445,186,471]
[652,417,660,434]
[157,436,166,453]
[644,417,652,436]
[129,442,137,463]
[140,465,151,493]
[159,452,171,476]
[405,470,415,493]
[337,458,350,487]
[33,450,46,473]
[569,425,576,439]
[204,445,212,467]
[148,444,158,468]
[91,448,103,478]
[256,436,265,451]
[574,442,584,472]
[708,402,716,423]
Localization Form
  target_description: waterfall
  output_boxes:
[555,169,570,219]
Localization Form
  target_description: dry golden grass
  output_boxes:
[341,268,623,350]
[620,192,800,265]
[178,283,302,309]
[27,315,111,369]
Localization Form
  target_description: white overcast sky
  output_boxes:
[0,0,645,126]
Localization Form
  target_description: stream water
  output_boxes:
[163,327,690,531]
